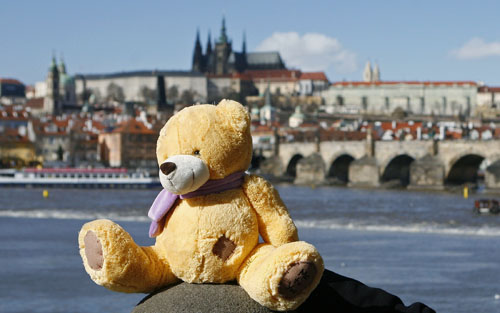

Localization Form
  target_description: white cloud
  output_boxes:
[255,32,357,75]
[452,38,500,59]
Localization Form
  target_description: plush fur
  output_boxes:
[79,100,324,311]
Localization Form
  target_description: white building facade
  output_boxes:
[75,71,208,104]
[322,81,478,117]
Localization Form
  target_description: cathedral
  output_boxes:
[43,56,77,115]
[192,17,286,75]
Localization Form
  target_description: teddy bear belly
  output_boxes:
[156,190,259,283]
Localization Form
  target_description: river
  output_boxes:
[0,185,499,312]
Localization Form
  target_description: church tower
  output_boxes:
[373,63,380,82]
[44,55,60,115]
[192,29,204,72]
[363,61,372,82]
[214,16,232,75]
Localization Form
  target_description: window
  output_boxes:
[362,96,368,111]
[336,95,344,106]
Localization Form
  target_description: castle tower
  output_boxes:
[373,63,380,82]
[192,29,204,72]
[214,16,232,75]
[363,61,372,82]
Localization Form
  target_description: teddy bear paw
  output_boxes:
[83,231,104,270]
[277,261,318,299]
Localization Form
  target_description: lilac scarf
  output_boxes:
[148,171,246,237]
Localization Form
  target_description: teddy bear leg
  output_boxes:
[79,219,178,293]
[237,241,324,311]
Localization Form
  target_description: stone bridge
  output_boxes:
[256,139,500,191]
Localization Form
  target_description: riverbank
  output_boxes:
[0,216,498,313]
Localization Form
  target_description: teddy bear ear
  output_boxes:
[216,99,250,133]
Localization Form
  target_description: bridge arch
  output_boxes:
[286,154,304,177]
[381,154,415,187]
[327,154,355,184]
[446,153,485,185]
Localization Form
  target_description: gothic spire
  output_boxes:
[192,28,204,72]
[206,31,212,55]
[242,30,247,54]
[219,16,228,44]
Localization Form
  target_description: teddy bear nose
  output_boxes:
[160,162,176,175]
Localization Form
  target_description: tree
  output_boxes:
[167,85,179,103]
[179,89,196,105]
[139,86,156,104]
[106,83,125,103]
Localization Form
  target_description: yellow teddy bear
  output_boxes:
[78,100,324,311]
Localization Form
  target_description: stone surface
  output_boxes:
[408,154,445,190]
[294,153,325,185]
[259,155,284,177]
[348,155,380,187]
[485,160,500,191]
[132,269,436,313]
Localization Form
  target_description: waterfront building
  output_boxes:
[97,118,157,169]
[0,106,38,167]
[0,128,37,168]
[32,115,73,164]
[0,78,25,105]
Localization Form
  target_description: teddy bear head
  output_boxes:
[156,100,252,195]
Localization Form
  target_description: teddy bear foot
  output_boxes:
[278,261,318,299]
[83,231,104,270]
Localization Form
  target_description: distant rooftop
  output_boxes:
[246,52,284,66]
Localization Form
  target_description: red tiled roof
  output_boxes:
[25,97,44,109]
[112,119,155,135]
[478,86,500,93]
[0,78,24,85]
[332,81,477,87]
[244,70,302,81]
[300,72,329,82]
[0,128,31,143]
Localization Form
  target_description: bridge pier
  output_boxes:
[294,153,326,185]
[485,160,500,192]
[407,154,445,190]
[348,155,380,188]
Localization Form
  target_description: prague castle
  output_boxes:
[192,17,286,74]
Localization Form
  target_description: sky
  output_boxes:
[2,0,500,85]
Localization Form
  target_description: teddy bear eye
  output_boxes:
[193,150,200,155]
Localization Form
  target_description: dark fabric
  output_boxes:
[297,269,436,313]
[133,269,436,313]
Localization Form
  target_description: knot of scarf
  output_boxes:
[148,171,246,237]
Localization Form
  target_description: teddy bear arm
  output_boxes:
[242,175,299,246]
[79,219,178,293]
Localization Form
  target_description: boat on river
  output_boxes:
[0,168,160,188]
[474,199,500,214]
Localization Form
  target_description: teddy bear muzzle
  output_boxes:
[159,155,210,195]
